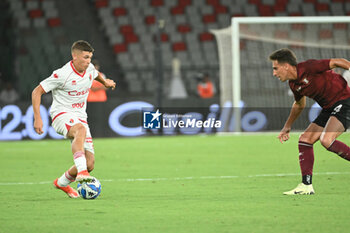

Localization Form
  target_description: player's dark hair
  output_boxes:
[269,48,297,66]
[71,40,94,53]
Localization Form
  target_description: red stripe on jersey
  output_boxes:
[65,123,72,132]
[79,119,88,124]
[70,61,86,77]
[52,112,67,122]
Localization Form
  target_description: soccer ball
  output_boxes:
[77,177,101,199]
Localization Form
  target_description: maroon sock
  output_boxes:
[327,140,350,161]
[298,141,314,177]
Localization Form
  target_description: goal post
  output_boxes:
[213,16,350,132]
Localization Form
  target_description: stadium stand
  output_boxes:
[5,0,350,99]
[0,1,15,82]
[7,0,64,97]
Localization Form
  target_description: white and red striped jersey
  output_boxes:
[40,61,99,119]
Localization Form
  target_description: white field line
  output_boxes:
[0,179,114,186]
[0,172,349,186]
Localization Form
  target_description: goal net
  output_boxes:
[212,16,350,131]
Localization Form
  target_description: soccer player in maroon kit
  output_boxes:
[269,48,350,195]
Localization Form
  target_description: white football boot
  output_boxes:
[283,183,315,195]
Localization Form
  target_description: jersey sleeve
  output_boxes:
[40,70,64,93]
[289,82,303,102]
[301,59,330,75]
[90,64,99,79]
[292,90,303,102]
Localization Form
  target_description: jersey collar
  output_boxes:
[70,61,86,78]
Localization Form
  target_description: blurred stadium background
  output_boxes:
[3,2,350,232]
[1,0,350,139]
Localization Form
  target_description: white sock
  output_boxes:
[73,151,87,173]
[57,171,75,187]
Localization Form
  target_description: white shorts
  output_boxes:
[51,112,94,154]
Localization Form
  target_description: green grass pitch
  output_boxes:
[1,133,350,233]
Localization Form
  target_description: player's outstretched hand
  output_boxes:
[34,118,44,135]
[277,127,291,144]
[104,79,116,90]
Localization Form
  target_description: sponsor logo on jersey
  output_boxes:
[68,88,90,96]
[72,102,85,108]
[72,80,77,85]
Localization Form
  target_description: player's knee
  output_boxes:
[87,157,95,172]
[319,134,333,149]
[299,133,313,144]
[71,123,86,139]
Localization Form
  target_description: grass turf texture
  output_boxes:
[1,133,350,233]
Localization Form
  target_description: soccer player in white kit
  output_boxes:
[31,40,116,198]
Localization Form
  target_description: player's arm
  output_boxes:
[329,58,350,70]
[31,85,46,135]
[278,96,306,144]
[90,81,107,91]
[95,72,116,90]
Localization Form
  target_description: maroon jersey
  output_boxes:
[289,59,350,109]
